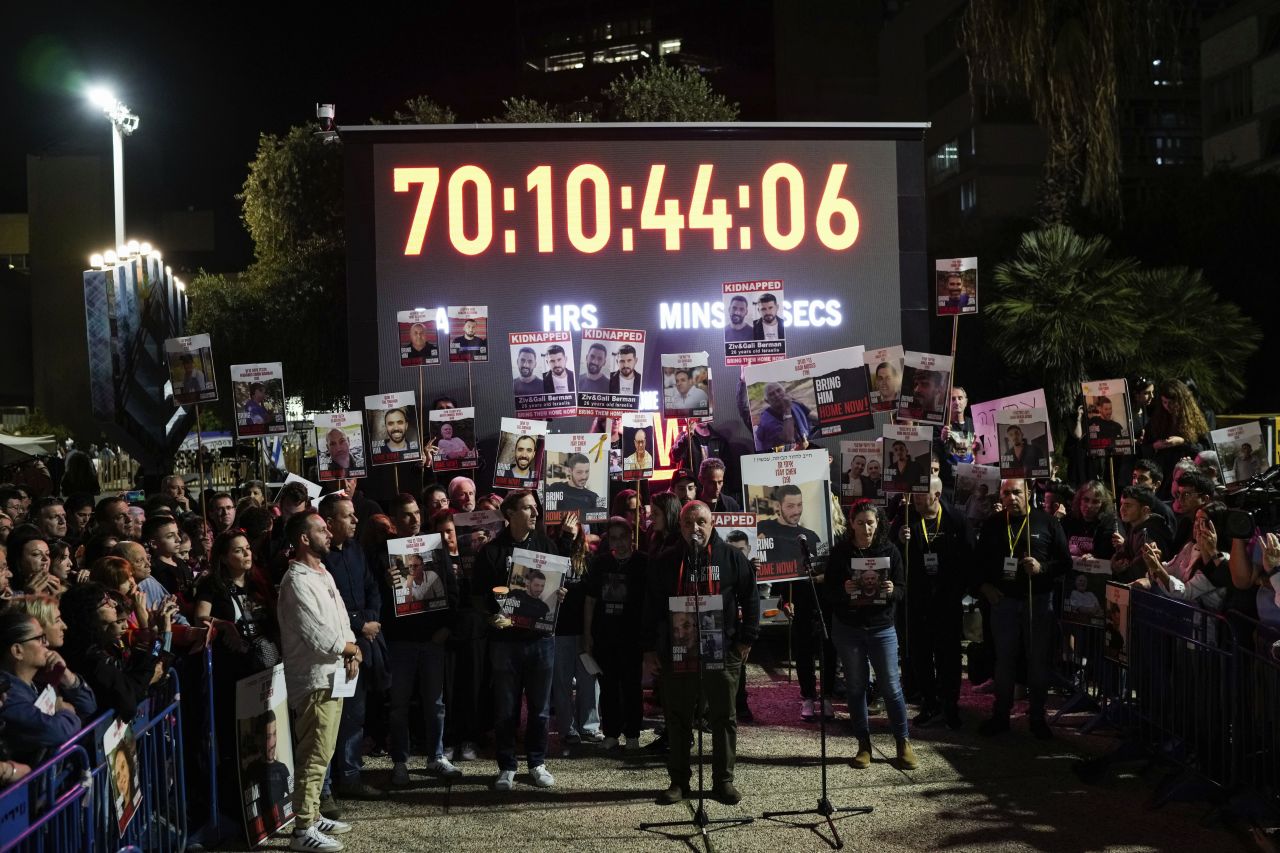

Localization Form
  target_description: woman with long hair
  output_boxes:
[645,492,683,555]
[59,451,100,499]
[823,499,915,770]
[1143,380,1211,499]
[1062,480,1117,561]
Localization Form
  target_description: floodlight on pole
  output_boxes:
[86,85,139,248]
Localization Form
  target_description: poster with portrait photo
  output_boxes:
[897,351,953,425]
[231,362,286,439]
[865,345,904,413]
[1213,421,1267,484]
[996,407,1053,480]
[447,305,489,362]
[745,347,870,449]
[1064,557,1111,627]
[970,389,1049,466]
[494,417,547,490]
[499,548,570,634]
[314,411,366,481]
[165,333,219,406]
[397,308,442,367]
[714,512,759,563]
[387,533,449,616]
[662,352,713,419]
[935,256,978,316]
[234,664,294,847]
[1081,378,1134,457]
[620,412,657,481]
[510,330,577,419]
[577,327,646,416]
[668,593,726,675]
[840,440,883,503]
[723,279,786,365]
[103,719,143,836]
[1105,582,1131,665]
[882,423,933,494]
[428,406,478,472]
[543,432,609,524]
[364,391,421,466]
[953,463,1001,526]
[453,510,504,579]
[848,556,891,606]
[740,450,831,582]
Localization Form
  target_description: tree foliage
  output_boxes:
[986,225,1258,432]
[237,127,344,260]
[603,62,739,122]
[487,96,566,124]
[390,94,457,125]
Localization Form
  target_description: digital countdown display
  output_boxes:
[343,124,928,475]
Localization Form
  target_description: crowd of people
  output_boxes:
[0,374,1277,852]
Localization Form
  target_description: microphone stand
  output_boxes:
[640,534,753,849]
[761,540,873,849]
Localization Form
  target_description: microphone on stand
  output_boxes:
[798,535,814,576]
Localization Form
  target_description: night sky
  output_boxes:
[2,5,591,269]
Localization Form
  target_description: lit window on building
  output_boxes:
[960,181,977,212]
[927,138,960,184]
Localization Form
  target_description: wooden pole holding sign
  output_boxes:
[194,404,209,518]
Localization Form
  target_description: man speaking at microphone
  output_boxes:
[642,501,760,807]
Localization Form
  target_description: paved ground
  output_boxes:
[229,654,1243,853]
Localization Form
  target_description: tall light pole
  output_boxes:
[87,87,139,249]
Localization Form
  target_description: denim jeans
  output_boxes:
[491,636,555,771]
[388,640,448,764]
[551,635,600,737]
[992,593,1054,719]
[332,672,368,784]
[832,619,909,740]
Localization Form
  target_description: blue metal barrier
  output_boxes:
[1228,614,1280,805]
[0,744,94,853]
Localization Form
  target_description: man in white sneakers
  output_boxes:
[279,511,362,852]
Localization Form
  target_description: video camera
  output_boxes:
[1219,465,1280,539]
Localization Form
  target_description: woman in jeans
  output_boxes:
[824,499,915,770]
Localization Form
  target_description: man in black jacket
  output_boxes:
[976,479,1071,739]
[642,501,760,806]
[696,458,741,512]
[473,491,574,792]
[1109,485,1173,582]
[892,477,972,729]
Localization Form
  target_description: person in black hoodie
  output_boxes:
[642,500,759,807]
[583,517,648,750]
[474,490,573,792]
[1108,485,1173,582]
[825,499,915,770]
[60,582,166,720]
[892,478,972,730]
[1061,481,1118,561]
[976,479,1071,739]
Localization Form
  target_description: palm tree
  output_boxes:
[985,225,1144,427]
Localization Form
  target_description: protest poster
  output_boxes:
[103,719,143,836]
[840,440,883,502]
[447,305,489,362]
[494,418,547,489]
[499,548,570,634]
[714,512,759,563]
[848,556,891,606]
[882,423,933,494]
[620,412,657,481]
[234,665,294,847]
[428,406,478,472]
[935,256,978,316]
[866,345,904,413]
[314,411,366,481]
[1081,378,1134,457]
[1105,582,1131,665]
[165,333,218,406]
[996,407,1053,480]
[364,391,421,465]
[898,351,953,425]
[452,510,504,580]
[231,362,287,438]
[668,593,726,674]
[510,330,578,419]
[282,472,322,503]
[1212,421,1266,484]
[970,389,1048,466]
[1063,557,1111,627]
[744,347,871,451]
[661,352,713,419]
[953,462,1001,526]
[577,327,646,416]
[387,533,449,616]
[740,449,831,582]
[723,279,786,365]
[397,308,442,366]
[543,432,609,524]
